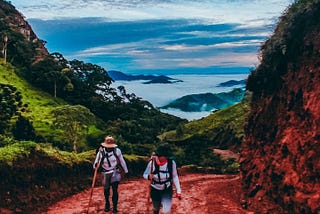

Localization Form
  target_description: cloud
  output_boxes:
[14,0,292,74]
[13,0,291,26]
[67,19,262,70]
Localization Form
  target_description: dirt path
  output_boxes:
[42,173,251,214]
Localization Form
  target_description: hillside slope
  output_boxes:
[161,96,250,151]
[0,0,49,66]
[241,1,320,213]
[0,62,68,137]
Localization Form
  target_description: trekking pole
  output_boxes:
[147,152,155,213]
[86,153,102,214]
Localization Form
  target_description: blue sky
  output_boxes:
[11,0,293,75]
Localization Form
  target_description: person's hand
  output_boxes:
[176,193,182,200]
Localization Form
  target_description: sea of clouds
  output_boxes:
[111,73,248,120]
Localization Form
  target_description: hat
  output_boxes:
[101,136,117,148]
[156,143,172,157]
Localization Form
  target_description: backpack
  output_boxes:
[98,147,120,173]
[152,158,173,185]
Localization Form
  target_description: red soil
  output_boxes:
[42,173,252,214]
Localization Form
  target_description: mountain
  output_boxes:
[218,79,246,87]
[0,0,49,66]
[143,75,183,84]
[161,88,245,112]
[107,70,182,83]
[241,1,320,213]
[159,95,250,168]
[107,70,155,80]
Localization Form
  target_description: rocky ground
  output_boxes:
[42,173,253,214]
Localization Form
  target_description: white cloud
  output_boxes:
[12,0,292,26]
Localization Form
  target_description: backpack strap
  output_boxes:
[98,148,107,171]
[113,148,121,168]
[167,158,173,180]
[100,147,116,169]
[152,158,173,185]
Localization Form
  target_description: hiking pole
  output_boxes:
[86,154,102,214]
[147,152,155,213]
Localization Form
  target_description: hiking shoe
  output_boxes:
[104,202,110,212]
[112,208,118,214]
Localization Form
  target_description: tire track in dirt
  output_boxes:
[42,173,251,214]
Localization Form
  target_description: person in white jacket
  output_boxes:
[143,143,181,214]
[93,136,128,214]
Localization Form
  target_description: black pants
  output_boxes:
[150,186,173,214]
[102,172,119,209]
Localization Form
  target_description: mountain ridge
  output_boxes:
[107,70,182,83]
[161,88,245,112]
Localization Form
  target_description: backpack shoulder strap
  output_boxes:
[153,159,159,174]
[98,148,107,170]
[168,158,173,180]
[113,148,123,170]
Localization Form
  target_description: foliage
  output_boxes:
[0,140,37,165]
[27,53,70,98]
[0,134,17,147]
[0,83,25,134]
[247,0,320,97]
[0,0,45,68]
[162,88,245,112]
[51,105,96,152]
[161,95,250,149]
[0,62,67,139]
[159,95,251,172]
[12,115,36,141]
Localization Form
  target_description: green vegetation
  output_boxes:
[247,0,320,97]
[161,94,250,143]
[0,141,91,166]
[162,88,245,112]
[0,0,251,211]
[0,61,68,138]
[51,105,96,152]
[159,94,250,172]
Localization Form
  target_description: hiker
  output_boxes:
[143,143,182,214]
[93,136,128,214]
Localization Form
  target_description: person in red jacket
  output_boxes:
[143,143,182,214]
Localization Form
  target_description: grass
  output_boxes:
[160,97,250,142]
[0,141,94,166]
[0,61,67,136]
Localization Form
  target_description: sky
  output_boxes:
[10,0,293,75]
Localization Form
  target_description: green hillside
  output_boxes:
[161,94,250,147]
[158,94,250,170]
[0,61,67,135]
[0,0,252,212]
[161,88,245,112]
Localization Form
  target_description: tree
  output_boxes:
[0,83,24,134]
[30,52,71,98]
[12,115,36,141]
[51,105,96,152]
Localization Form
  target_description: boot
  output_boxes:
[112,205,118,214]
[104,201,110,212]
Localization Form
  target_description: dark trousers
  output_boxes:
[151,186,173,214]
[102,172,119,209]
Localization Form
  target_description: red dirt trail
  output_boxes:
[42,173,252,214]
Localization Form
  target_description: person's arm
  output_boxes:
[172,160,181,194]
[143,161,152,180]
[116,148,129,173]
[93,149,102,169]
